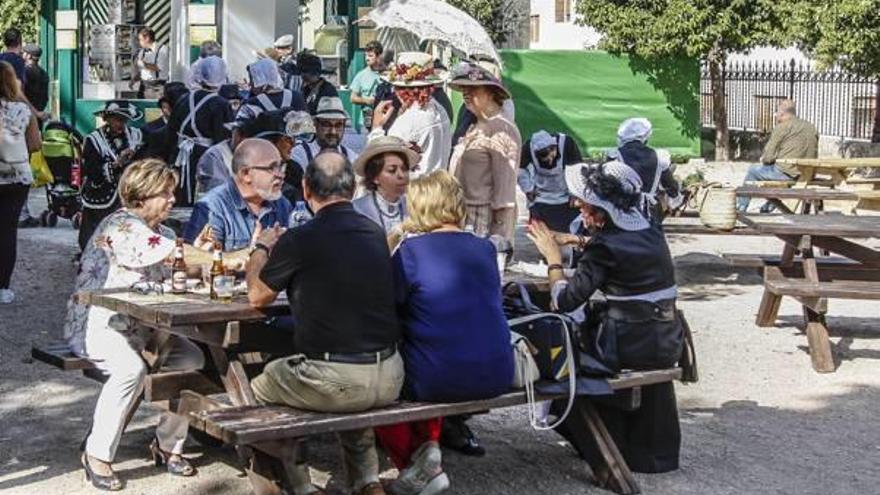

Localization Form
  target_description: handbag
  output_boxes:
[510,330,539,388]
[30,151,54,188]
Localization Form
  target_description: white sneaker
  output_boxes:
[389,441,449,495]
[0,289,14,304]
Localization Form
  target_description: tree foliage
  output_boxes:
[446,0,525,45]
[0,0,39,43]
[795,0,880,77]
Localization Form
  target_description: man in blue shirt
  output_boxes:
[184,138,293,251]
[0,28,26,87]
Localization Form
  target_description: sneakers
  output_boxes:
[0,289,14,304]
[18,217,39,228]
[388,441,449,495]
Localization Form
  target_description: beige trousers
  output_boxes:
[252,352,404,494]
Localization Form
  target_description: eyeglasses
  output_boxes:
[316,120,345,131]
[249,162,287,176]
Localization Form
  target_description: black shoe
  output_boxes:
[759,201,776,214]
[18,217,39,228]
[440,416,485,457]
[149,438,196,476]
[81,453,123,491]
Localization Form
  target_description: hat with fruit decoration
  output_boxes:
[383,52,445,87]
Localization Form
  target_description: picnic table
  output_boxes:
[775,157,880,190]
[59,274,680,495]
[738,214,880,372]
[734,187,858,215]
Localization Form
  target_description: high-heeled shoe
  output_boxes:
[81,453,123,491]
[148,438,195,477]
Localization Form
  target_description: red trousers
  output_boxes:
[374,418,443,469]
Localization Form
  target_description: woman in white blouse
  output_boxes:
[64,160,213,491]
[0,60,41,304]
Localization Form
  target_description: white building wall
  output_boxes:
[528,0,601,50]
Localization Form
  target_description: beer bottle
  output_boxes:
[171,239,187,294]
[209,241,225,300]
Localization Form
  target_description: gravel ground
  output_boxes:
[1,177,879,495]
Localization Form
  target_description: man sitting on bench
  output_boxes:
[736,99,818,212]
[246,151,403,495]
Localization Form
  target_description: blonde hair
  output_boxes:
[401,170,466,234]
[118,159,178,208]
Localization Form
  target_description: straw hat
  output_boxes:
[314,96,348,121]
[354,135,420,177]
[564,161,649,231]
[383,51,444,87]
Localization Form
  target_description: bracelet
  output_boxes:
[577,235,589,249]
[547,263,564,273]
[250,242,271,256]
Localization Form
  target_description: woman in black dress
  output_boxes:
[527,160,683,475]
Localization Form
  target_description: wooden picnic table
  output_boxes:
[738,214,880,372]
[776,157,880,189]
[77,268,664,495]
[735,187,858,215]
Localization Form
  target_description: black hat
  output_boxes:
[240,110,287,140]
[23,43,42,57]
[218,84,242,101]
[297,52,322,76]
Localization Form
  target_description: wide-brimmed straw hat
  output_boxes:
[447,61,511,99]
[383,52,444,87]
[354,135,420,177]
[93,100,143,121]
[564,161,649,231]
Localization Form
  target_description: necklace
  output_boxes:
[372,192,403,231]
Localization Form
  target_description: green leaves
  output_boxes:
[0,0,39,43]
[797,0,880,76]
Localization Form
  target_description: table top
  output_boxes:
[777,157,880,169]
[78,289,290,327]
[739,214,880,238]
[735,187,859,201]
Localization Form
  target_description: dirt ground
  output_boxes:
[1,174,879,494]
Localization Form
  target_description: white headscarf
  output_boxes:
[617,118,653,146]
[531,130,555,151]
[248,58,284,91]
[190,56,228,90]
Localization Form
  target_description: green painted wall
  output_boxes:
[500,50,700,158]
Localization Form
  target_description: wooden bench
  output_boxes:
[191,368,682,495]
[765,277,880,300]
[662,216,761,236]
[723,253,858,269]
[31,341,94,370]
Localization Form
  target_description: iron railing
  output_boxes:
[700,59,879,140]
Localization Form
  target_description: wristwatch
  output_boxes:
[249,242,271,257]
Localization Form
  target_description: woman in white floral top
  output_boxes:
[63,159,205,491]
[0,60,42,304]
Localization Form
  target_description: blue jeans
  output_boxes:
[736,164,794,211]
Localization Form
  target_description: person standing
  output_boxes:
[246,152,402,495]
[0,61,41,304]
[79,101,144,251]
[736,99,818,211]
[448,62,521,243]
[130,28,169,99]
[518,129,584,232]
[291,97,358,170]
[298,52,338,116]
[0,28,26,87]
[350,41,384,131]
[235,58,306,122]
[369,52,452,176]
[163,56,232,206]
[22,44,48,120]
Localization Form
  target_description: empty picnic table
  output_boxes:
[67,283,680,495]
[738,214,880,372]
[735,187,858,215]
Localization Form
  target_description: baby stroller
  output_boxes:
[39,121,84,228]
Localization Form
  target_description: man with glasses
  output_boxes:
[517,129,584,232]
[183,138,293,251]
[292,97,358,173]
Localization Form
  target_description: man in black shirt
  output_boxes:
[246,152,402,495]
[23,44,48,120]
[0,28,26,86]
[298,52,338,115]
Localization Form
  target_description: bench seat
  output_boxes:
[662,216,761,236]
[765,278,880,300]
[723,253,857,268]
[194,368,681,445]
[31,341,94,370]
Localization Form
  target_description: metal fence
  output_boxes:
[700,59,879,140]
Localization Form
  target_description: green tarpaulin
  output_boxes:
[499,50,700,158]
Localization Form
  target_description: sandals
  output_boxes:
[149,438,196,477]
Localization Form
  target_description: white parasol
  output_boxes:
[363,0,501,64]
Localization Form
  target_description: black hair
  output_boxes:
[582,164,641,211]
[163,81,188,104]
[305,152,355,200]
[3,28,21,48]
[364,41,384,57]
[362,151,408,191]
[138,28,156,42]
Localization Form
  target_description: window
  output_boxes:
[555,0,571,23]
[530,15,540,43]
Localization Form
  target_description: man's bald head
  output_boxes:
[778,99,797,117]
[232,138,282,174]
[304,151,356,201]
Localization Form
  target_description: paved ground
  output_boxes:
[1,179,879,494]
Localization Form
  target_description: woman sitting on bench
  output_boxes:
[527,160,683,474]
[63,160,207,491]
[377,171,514,495]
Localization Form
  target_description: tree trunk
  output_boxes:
[872,81,880,143]
[708,54,730,161]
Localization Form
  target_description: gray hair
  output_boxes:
[232,138,281,174]
[305,151,355,200]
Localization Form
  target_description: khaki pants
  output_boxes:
[252,352,404,494]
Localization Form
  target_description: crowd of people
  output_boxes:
[0,24,701,495]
